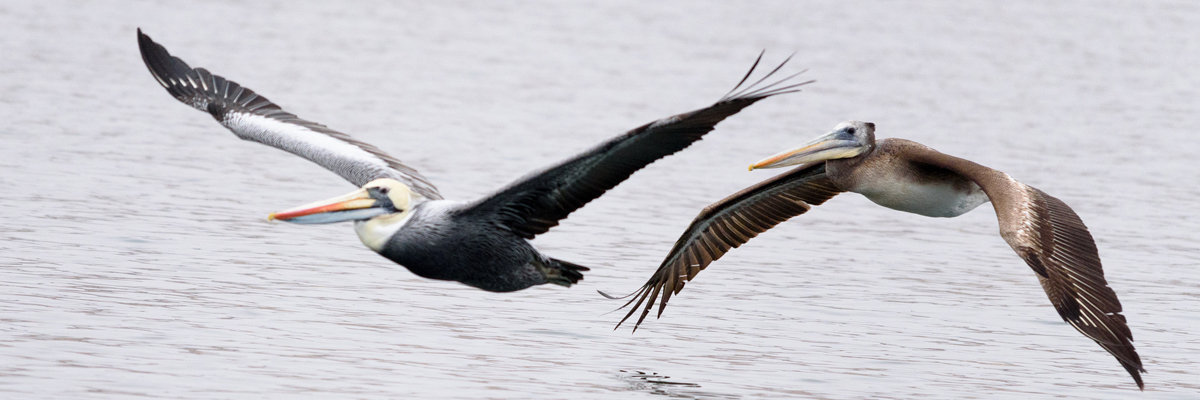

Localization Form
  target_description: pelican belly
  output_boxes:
[856,178,989,218]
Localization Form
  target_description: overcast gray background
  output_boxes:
[1,1,1197,398]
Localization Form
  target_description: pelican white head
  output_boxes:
[268,178,414,251]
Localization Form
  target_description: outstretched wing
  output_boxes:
[610,163,842,331]
[137,29,441,199]
[1005,186,1145,389]
[464,54,813,239]
[910,147,1144,389]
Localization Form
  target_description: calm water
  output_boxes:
[1,1,1198,398]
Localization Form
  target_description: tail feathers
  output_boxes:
[545,258,589,287]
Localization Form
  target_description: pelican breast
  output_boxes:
[830,142,989,218]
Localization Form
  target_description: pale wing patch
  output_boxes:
[222,112,391,184]
[138,30,441,198]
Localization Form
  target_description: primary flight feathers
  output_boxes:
[138,29,442,198]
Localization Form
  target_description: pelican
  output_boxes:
[611,121,1144,388]
[137,30,811,292]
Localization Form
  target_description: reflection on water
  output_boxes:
[2,1,1199,399]
[618,370,731,399]
[621,370,701,388]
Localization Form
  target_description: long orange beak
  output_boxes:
[268,188,385,224]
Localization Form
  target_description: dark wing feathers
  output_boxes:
[137,29,442,198]
[464,55,812,239]
[1017,188,1144,389]
[911,147,1143,389]
[611,163,842,331]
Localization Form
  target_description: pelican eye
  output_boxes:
[377,186,390,195]
[845,127,856,135]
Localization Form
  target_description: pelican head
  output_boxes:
[268,178,412,224]
[269,178,414,252]
[749,121,876,170]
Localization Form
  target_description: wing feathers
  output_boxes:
[904,146,1142,388]
[1003,185,1144,389]
[613,164,842,330]
[137,29,441,198]
[465,56,812,239]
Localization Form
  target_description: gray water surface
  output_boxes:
[2,1,1198,399]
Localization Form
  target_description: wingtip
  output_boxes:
[721,52,812,102]
[136,28,152,46]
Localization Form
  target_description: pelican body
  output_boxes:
[827,140,990,218]
[615,121,1144,388]
[138,30,810,292]
[354,198,570,291]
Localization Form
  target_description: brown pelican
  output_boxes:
[137,29,811,292]
[611,121,1144,388]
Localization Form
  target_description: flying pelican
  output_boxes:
[610,121,1144,388]
[137,29,810,292]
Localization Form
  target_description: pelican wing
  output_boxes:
[465,55,813,239]
[910,148,1145,389]
[612,163,842,330]
[137,30,441,199]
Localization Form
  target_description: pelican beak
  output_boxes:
[268,188,388,224]
[749,131,864,170]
